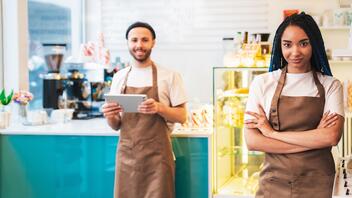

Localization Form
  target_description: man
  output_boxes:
[102,22,187,198]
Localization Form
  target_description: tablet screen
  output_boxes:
[104,94,147,112]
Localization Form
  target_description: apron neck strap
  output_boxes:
[269,66,326,131]
[312,69,325,99]
[120,61,158,96]
[268,66,287,130]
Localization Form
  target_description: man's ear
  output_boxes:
[151,39,155,48]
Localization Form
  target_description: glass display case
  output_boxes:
[212,67,267,197]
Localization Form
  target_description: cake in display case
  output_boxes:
[212,67,267,196]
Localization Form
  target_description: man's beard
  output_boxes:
[129,48,152,63]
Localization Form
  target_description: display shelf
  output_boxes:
[329,60,352,64]
[320,26,350,30]
[213,67,267,197]
[218,93,249,99]
[214,67,268,71]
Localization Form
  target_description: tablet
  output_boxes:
[104,94,147,112]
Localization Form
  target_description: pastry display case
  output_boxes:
[212,67,267,197]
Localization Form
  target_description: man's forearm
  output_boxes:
[106,115,121,131]
[158,103,187,124]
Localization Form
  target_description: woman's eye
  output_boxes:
[282,43,291,48]
[300,41,310,47]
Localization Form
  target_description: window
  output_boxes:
[27,0,83,109]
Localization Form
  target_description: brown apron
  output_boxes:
[114,63,175,198]
[256,66,335,198]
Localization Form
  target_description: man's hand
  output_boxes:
[138,98,160,114]
[245,105,275,137]
[317,111,339,129]
[102,102,123,119]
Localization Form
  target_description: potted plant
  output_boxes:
[0,89,14,129]
[13,90,33,123]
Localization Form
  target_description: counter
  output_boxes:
[0,118,212,137]
[0,119,212,198]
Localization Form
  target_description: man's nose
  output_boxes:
[136,40,143,47]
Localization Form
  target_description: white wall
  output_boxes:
[86,0,346,103]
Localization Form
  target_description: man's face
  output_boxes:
[127,27,155,63]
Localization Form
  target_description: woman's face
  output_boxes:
[281,25,312,73]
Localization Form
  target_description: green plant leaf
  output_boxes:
[0,89,5,105]
[0,89,14,105]
[3,90,13,105]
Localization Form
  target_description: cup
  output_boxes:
[312,15,321,26]
[0,111,11,129]
[51,109,66,123]
[333,8,346,26]
[27,110,48,125]
[345,9,352,26]
[51,109,74,123]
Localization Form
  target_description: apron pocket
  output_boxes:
[257,172,292,198]
[295,174,334,198]
[116,141,135,172]
[134,136,162,174]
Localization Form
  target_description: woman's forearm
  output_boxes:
[268,116,344,149]
[245,128,312,154]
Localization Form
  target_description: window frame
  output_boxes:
[0,0,3,90]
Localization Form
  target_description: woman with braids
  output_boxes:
[244,12,344,197]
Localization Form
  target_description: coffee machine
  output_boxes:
[42,43,66,109]
[42,43,113,119]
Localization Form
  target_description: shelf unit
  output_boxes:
[320,26,350,30]
[212,67,267,197]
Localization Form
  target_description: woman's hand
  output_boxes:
[138,98,160,114]
[102,102,123,119]
[317,111,339,129]
[245,105,276,137]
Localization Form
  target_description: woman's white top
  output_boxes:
[245,69,344,120]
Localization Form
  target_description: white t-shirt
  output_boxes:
[109,63,188,129]
[244,69,344,121]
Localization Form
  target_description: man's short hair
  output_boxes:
[125,22,156,40]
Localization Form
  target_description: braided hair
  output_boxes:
[269,12,332,76]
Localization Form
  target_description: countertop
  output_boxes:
[0,118,212,137]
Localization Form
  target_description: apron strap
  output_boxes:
[269,66,287,131]
[120,67,132,94]
[120,62,160,102]
[269,67,326,131]
[312,70,326,101]
[151,62,160,102]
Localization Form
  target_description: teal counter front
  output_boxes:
[0,119,212,198]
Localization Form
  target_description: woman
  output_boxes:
[244,12,344,198]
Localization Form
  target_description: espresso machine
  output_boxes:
[42,43,113,119]
[42,43,66,109]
